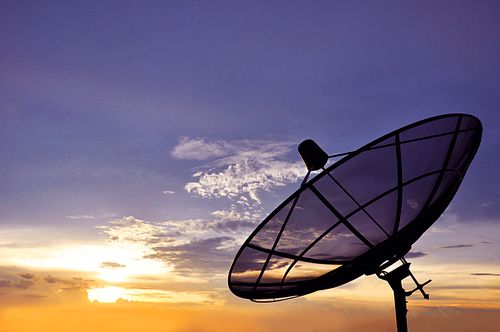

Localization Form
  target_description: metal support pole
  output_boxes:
[389,276,409,332]
[378,263,411,332]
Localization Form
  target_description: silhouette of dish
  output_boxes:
[228,114,482,301]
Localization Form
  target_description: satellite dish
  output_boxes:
[228,114,482,331]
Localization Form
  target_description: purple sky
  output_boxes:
[1,1,500,330]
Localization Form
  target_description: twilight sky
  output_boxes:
[1,1,500,331]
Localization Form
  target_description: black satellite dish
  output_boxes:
[228,114,482,331]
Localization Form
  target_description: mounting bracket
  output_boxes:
[377,259,431,332]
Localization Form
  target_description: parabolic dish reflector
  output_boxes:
[228,114,482,301]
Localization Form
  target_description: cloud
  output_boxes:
[44,276,66,284]
[99,261,126,269]
[115,297,139,306]
[101,214,255,249]
[171,136,234,160]
[471,273,500,277]
[439,244,475,249]
[166,209,258,235]
[99,215,253,278]
[185,160,304,204]
[66,212,119,220]
[57,287,90,305]
[143,236,237,277]
[0,279,13,288]
[98,216,175,250]
[19,293,47,298]
[44,275,94,290]
[0,277,36,290]
[18,273,37,279]
[14,279,35,290]
[66,215,96,220]
[175,138,306,204]
[405,251,428,258]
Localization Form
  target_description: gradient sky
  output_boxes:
[1,1,500,331]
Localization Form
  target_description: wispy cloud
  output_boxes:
[99,216,175,250]
[144,236,236,277]
[0,277,36,290]
[471,273,500,277]
[99,262,126,270]
[99,138,311,279]
[439,244,475,249]
[0,279,13,288]
[406,251,428,258]
[99,214,255,278]
[66,215,96,220]
[44,275,94,290]
[173,137,306,204]
[66,212,119,220]
[15,279,36,290]
[171,136,235,160]
[166,211,257,235]
[19,293,47,298]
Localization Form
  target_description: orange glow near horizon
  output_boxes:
[2,301,500,332]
